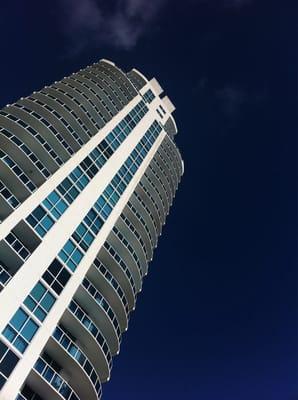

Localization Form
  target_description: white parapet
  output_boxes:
[149,78,163,96]
[162,96,176,114]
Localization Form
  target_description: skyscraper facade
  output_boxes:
[0,59,183,399]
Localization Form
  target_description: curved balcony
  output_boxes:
[165,151,181,189]
[65,76,112,127]
[98,246,136,311]
[147,164,171,213]
[20,98,80,153]
[16,384,43,400]
[154,155,175,198]
[0,133,45,188]
[44,85,95,139]
[150,159,173,207]
[159,144,180,188]
[90,66,127,107]
[87,258,129,330]
[45,325,102,400]
[163,114,177,137]
[116,217,148,275]
[60,299,112,382]
[129,196,158,248]
[0,159,31,203]
[108,231,143,293]
[123,205,154,263]
[126,68,148,91]
[0,112,59,174]
[165,144,182,176]
[33,91,90,145]
[156,148,178,189]
[141,177,167,227]
[27,355,80,400]
[78,70,119,115]
[94,62,135,103]
[130,194,158,248]
[4,106,69,163]
[74,278,121,354]
[135,185,163,236]
[99,60,138,99]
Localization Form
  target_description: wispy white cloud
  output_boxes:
[59,0,166,54]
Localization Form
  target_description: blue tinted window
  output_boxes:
[10,309,27,331]
[13,336,27,353]
[64,240,75,255]
[31,283,46,302]
[21,320,38,341]
[40,292,55,311]
[34,307,46,322]
[72,249,83,264]
[3,326,17,342]
[41,215,54,231]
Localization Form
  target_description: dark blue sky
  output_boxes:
[0,1,297,399]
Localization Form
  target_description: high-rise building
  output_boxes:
[0,59,183,399]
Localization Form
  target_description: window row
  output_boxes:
[0,110,63,165]
[148,163,171,206]
[0,178,20,210]
[103,241,137,298]
[0,340,20,390]
[0,127,50,178]
[120,213,148,260]
[28,96,84,147]
[14,102,74,156]
[143,89,155,104]
[34,354,79,400]
[68,299,112,368]
[5,232,31,261]
[0,149,36,192]
[133,191,159,236]
[17,384,43,400]
[2,280,57,354]
[54,120,161,279]
[25,99,148,239]
[42,87,94,136]
[127,201,154,250]
[112,226,142,277]
[52,325,101,396]
[55,81,100,131]
[93,257,129,314]
[144,173,168,216]
[140,181,163,222]
[82,278,121,339]
[91,64,131,103]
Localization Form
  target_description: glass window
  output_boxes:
[21,320,38,341]
[34,307,46,322]
[0,350,19,377]
[32,206,46,221]
[64,240,75,255]
[10,309,27,331]
[72,249,83,264]
[31,283,46,302]
[3,326,17,342]
[40,292,55,311]
[41,215,54,231]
